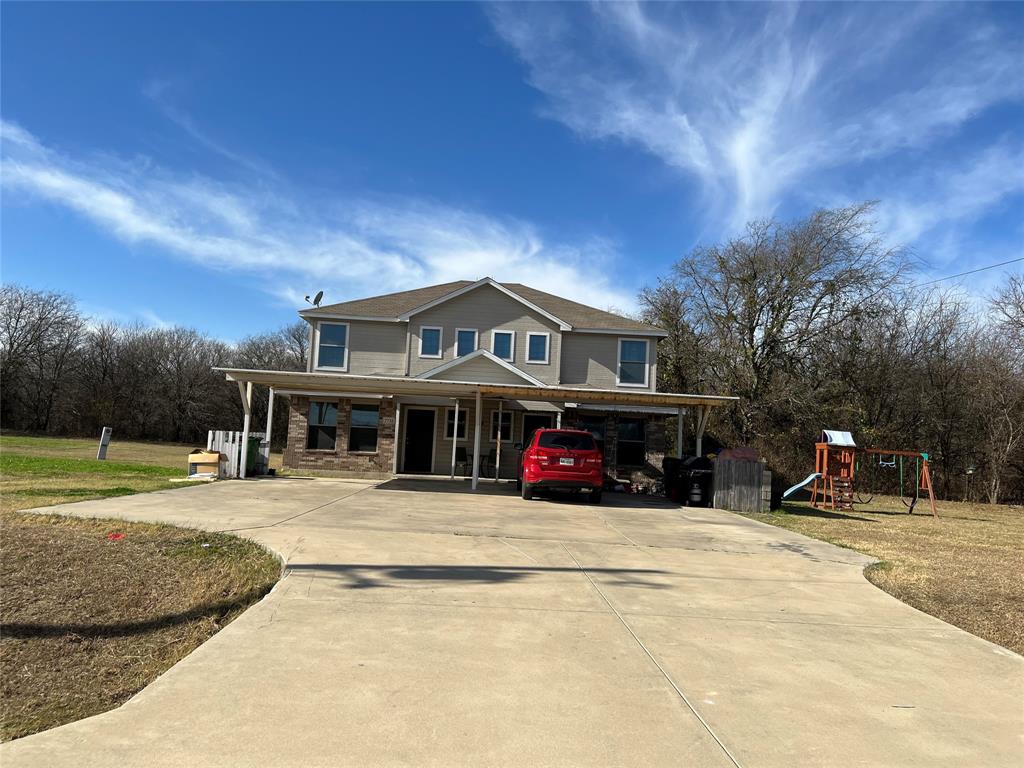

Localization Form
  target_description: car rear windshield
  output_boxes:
[537,432,596,451]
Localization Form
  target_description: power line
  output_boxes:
[914,257,1023,288]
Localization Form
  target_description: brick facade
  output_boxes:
[283,396,396,479]
[563,408,666,483]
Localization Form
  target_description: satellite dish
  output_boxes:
[304,290,325,307]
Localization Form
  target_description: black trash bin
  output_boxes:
[663,455,714,507]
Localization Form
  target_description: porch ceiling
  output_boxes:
[214,368,738,410]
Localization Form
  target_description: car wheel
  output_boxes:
[590,489,602,504]
[521,482,533,500]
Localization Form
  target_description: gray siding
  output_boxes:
[312,319,407,376]
[427,404,522,478]
[560,333,656,391]
[423,355,536,385]
[408,284,561,384]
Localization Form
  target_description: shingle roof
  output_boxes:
[311,281,473,317]
[306,278,663,334]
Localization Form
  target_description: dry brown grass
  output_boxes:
[745,495,1024,655]
[0,511,280,741]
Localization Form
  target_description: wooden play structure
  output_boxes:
[805,430,938,518]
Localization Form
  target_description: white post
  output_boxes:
[449,399,459,479]
[556,410,562,428]
[238,381,253,479]
[392,403,402,474]
[264,388,275,466]
[471,390,482,490]
[495,400,503,481]
[677,406,685,458]
[695,405,711,458]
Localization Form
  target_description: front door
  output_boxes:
[522,413,554,447]
[403,408,435,473]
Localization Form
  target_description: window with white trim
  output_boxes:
[526,332,549,364]
[419,326,442,358]
[316,323,348,369]
[456,328,478,357]
[618,338,649,386]
[491,330,514,361]
[444,408,467,440]
[490,411,512,441]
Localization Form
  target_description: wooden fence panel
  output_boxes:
[713,459,766,513]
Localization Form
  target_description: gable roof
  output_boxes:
[416,348,545,386]
[302,277,664,334]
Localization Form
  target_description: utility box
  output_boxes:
[188,449,223,477]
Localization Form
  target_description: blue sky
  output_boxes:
[2,2,1022,339]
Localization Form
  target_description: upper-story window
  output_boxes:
[526,332,549,364]
[456,328,478,357]
[419,326,442,358]
[316,323,349,369]
[491,330,515,362]
[618,338,649,387]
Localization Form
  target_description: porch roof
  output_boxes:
[214,367,738,410]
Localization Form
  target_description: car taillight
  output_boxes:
[584,456,601,466]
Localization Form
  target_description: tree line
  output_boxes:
[2,202,1021,502]
[0,285,306,449]
[641,203,1024,504]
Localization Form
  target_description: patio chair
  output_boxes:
[455,447,470,476]
[482,448,498,475]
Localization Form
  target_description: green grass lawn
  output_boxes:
[0,434,283,513]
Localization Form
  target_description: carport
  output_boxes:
[215,367,737,487]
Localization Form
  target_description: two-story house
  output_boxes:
[218,277,736,487]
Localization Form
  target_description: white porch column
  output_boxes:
[238,381,252,479]
[676,406,685,458]
[264,388,275,466]
[695,405,711,458]
[392,403,402,474]
[494,400,503,481]
[471,390,483,490]
[556,410,562,428]
[449,399,459,479]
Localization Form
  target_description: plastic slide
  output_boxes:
[783,472,821,499]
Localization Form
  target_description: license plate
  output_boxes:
[559,457,574,466]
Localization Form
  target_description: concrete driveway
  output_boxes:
[3,478,1021,767]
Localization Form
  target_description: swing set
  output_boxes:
[807,431,938,518]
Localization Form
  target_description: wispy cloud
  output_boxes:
[1,120,635,312]
[144,78,280,178]
[488,2,1023,235]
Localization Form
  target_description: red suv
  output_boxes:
[517,429,603,503]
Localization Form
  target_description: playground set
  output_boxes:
[784,430,938,518]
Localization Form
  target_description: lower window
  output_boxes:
[490,411,512,441]
[616,418,646,466]
[349,404,380,452]
[307,401,338,450]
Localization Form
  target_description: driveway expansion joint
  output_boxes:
[559,541,744,768]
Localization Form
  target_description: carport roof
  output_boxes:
[215,367,738,409]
